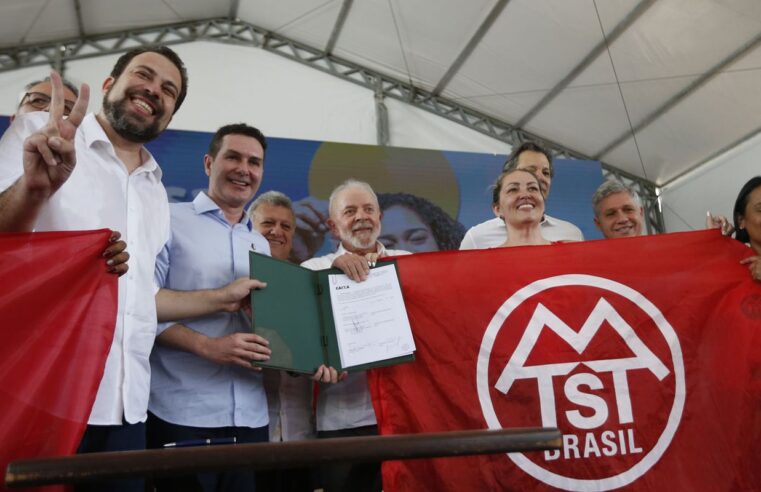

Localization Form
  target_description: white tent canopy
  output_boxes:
[1,0,760,229]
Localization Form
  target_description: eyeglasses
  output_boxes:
[21,92,76,116]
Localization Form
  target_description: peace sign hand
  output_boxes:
[21,71,89,199]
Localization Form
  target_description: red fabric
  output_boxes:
[0,230,117,491]
[369,230,761,491]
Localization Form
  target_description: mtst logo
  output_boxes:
[477,275,685,491]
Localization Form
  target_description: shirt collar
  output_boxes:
[82,113,162,181]
[192,191,252,229]
[541,214,558,226]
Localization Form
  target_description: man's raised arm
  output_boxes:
[0,72,89,232]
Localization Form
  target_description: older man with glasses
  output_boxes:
[10,76,79,122]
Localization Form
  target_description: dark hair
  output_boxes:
[378,193,465,251]
[733,176,761,244]
[491,168,545,205]
[110,46,188,113]
[503,141,554,177]
[208,123,267,158]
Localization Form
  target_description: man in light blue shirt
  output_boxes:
[148,123,273,492]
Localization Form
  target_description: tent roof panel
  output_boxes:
[1,0,760,186]
[0,0,56,47]
[629,68,761,184]
[452,0,616,97]
[456,91,547,127]
[20,0,80,45]
[522,84,633,157]
[76,0,181,36]
[600,0,761,82]
[239,0,340,50]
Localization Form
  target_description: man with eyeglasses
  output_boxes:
[11,76,79,122]
[7,76,131,276]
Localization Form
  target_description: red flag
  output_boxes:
[369,230,761,491]
[0,230,117,491]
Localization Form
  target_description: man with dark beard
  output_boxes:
[0,46,199,492]
[300,179,409,492]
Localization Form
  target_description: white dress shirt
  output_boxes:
[264,369,315,441]
[301,242,409,432]
[0,112,170,425]
[459,215,584,250]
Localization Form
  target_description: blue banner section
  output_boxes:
[0,115,604,244]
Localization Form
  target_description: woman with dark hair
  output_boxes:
[378,193,465,252]
[733,176,761,280]
[492,168,550,248]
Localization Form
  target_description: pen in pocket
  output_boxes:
[163,437,237,448]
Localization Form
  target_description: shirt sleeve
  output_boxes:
[300,258,320,271]
[153,233,174,335]
[459,227,477,250]
[300,253,336,271]
[156,321,175,336]
[570,224,585,241]
[154,232,172,289]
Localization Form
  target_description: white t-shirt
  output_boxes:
[460,215,583,250]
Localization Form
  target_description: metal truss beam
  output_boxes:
[228,0,240,20]
[595,26,761,160]
[375,82,389,146]
[515,0,655,128]
[73,0,86,38]
[325,0,353,55]
[0,17,663,232]
[431,0,510,96]
[0,20,214,71]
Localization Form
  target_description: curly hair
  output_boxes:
[378,192,465,251]
[733,176,761,244]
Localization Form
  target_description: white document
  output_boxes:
[328,264,416,368]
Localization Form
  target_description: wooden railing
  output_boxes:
[5,428,560,488]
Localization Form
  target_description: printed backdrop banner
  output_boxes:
[0,116,605,251]
[0,116,606,244]
[0,229,117,491]
[151,133,604,240]
[369,230,761,491]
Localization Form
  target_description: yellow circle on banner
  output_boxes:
[307,142,460,218]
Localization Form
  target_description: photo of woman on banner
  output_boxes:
[378,192,465,252]
[290,142,465,261]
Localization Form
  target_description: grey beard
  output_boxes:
[341,229,379,251]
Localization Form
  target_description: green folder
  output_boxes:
[249,251,415,374]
